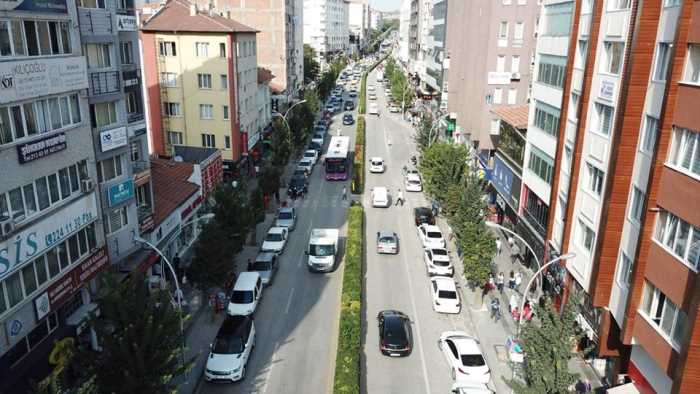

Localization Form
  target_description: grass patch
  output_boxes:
[333,204,363,394]
[351,117,365,194]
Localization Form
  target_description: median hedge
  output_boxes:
[358,74,367,114]
[333,204,363,394]
[351,116,365,194]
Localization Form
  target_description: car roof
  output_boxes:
[415,207,432,214]
[218,315,251,336]
[432,277,457,291]
[373,186,387,192]
[304,149,316,154]
[278,207,294,213]
[379,309,408,319]
[234,272,260,290]
[407,174,421,181]
[378,230,396,238]
[451,335,482,355]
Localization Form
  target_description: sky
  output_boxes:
[370,0,401,12]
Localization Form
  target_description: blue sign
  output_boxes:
[493,155,521,208]
[107,179,135,207]
[0,0,68,14]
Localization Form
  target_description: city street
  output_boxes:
[197,92,358,394]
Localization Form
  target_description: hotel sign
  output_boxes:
[0,56,88,105]
[16,132,67,164]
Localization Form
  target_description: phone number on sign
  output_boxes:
[45,212,95,247]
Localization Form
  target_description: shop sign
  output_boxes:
[487,71,512,85]
[100,127,127,152]
[248,130,261,150]
[4,304,35,347]
[180,194,203,221]
[36,247,109,318]
[116,15,137,31]
[0,194,98,281]
[16,132,67,164]
[0,56,87,105]
[599,80,615,100]
[0,0,67,14]
[107,179,135,207]
[139,214,155,233]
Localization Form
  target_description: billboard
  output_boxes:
[0,56,88,105]
[0,0,67,14]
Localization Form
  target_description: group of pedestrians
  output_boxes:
[488,233,531,323]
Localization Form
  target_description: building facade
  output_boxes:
[422,0,448,107]
[348,0,369,52]
[398,0,411,64]
[445,0,540,150]
[140,0,259,177]
[303,0,350,65]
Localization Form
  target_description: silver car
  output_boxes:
[249,252,278,286]
[377,231,399,254]
[275,207,297,231]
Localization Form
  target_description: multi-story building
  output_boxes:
[445,0,539,151]
[409,0,420,66]
[369,7,382,29]
[348,0,370,52]
[303,0,350,65]
[0,0,110,390]
[140,0,259,178]
[541,0,700,391]
[398,0,411,64]
[421,0,448,109]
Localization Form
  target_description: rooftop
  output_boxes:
[142,0,258,33]
[150,158,199,228]
[173,145,220,165]
[490,105,529,130]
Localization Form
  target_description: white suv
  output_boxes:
[205,315,256,383]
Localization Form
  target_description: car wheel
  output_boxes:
[241,366,247,380]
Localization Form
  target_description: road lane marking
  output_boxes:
[261,340,280,394]
[285,288,295,314]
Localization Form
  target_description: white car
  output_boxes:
[204,315,255,383]
[430,277,461,314]
[451,382,495,394]
[298,157,314,173]
[368,84,375,91]
[368,103,379,115]
[303,149,319,166]
[371,186,390,207]
[417,224,446,249]
[369,157,385,173]
[389,104,400,113]
[369,93,377,100]
[405,174,423,192]
[438,332,491,384]
[261,227,288,255]
[423,247,454,276]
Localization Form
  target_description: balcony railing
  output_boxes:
[89,71,121,96]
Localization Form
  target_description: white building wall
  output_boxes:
[303,0,349,63]
[399,0,411,63]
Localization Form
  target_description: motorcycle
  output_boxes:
[410,155,417,165]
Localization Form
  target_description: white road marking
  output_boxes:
[285,288,295,314]
[261,340,279,394]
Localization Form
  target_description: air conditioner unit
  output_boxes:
[0,218,15,239]
[81,179,95,193]
[511,72,521,80]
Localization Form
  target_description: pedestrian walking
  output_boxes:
[509,270,516,290]
[508,236,515,249]
[274,190,280,204]
[487,274,495,293]
[247,258,253,271]
[395,189,405,206]
[341,185,347,200]
[490,297,501,321]
[510,243,521,264]
[497,272,505,294]
[515,271,523,293]
[495,238,502,256]
[509,292,519,314]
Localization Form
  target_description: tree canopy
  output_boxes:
[303,44,320,83]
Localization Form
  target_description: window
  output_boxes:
[0,19,70,57]
[202,133,216,148]
[97,154,124,183]
[106,206,128,234]
[609,0,630,10]
[537,55,567,88]
[219,42,226,57]
[0,93,81,146]
[223,105,229,120]
[507,88,517,104]
[616,252,633,288]
[220,74,228,89]
[130,141,141,162]
[91,101,117,128]
[199,104,213,119]
[629,185,645,223]
[195,42,209,57]
[167,131,183,145]
[683,44,700,84]
[528,145,554,183]
[640,115,658,154]
[120,41,133,64]
[585,163,605,196]
[595,103,614,136]
[640,282,688,347]
[542,2,573,36]
[78,0,105,7]
[163,102,181,117]
[511,55,520,73]
[159,41,176,56]
[667,127,700,177]
[655,209,700,269]
[225,135,231,149]
[664,0,681,6]
[578,219,596,253]
[126,91,138,115]
[496,55,506,72]
[499,21,508,39]
[161,72,177,87]
[654,43,671,81]
[533,100,561,137]
[85,43,111,69]
[603,41,624,75]
[493,88,502,104]
[576,40,588,69]
[514,22,524,41]
[197,73,212,89]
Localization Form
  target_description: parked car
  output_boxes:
[451,383,495,394]
[248,252,278,285]
[227,272,262,316]
[261,227,289,255]
[423,247,453,276]
[369,157,385,173]
[368,93,377,100]
[377,310,413,357]
[204,315,256,383]
[438,332,491,383]
[413,207,435,226]
[348,90,358,98]
[430,277,461,314]
[303,149,319,166]
[376,231,399,254]
[417,224,446,249]
[275,207,297,230]
[343,113,355,125]
[405,174,423,192]
[368,84,376,91]
[344,101,355,111]
[309,141,322,154]
[288,175,308,198]
[298,158,314,174]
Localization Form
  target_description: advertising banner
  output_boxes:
[16,132,67,164]
[107,179,135,207]
[116,15,137,31]
[0,56,88,104]
[0,0,67,14]
[100,127,127,152]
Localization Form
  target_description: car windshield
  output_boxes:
[310,244,334,256]
[461,354,486,367]
[438,290,458,299]
[291,177,305,186]
[379,236,395,244]
[304,152,315,158]
[427,231,443,239]
[432,249,448,256]
[251,261,271,271]
[408,180,421,185]
[433,260,450,267]
[266,233,283,242]
[326,161,346,173]
[278,212,293,220]
[230,290,253,304]
[212,335,244,354]
[372,161,383,166]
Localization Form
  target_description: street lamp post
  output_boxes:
[484,221,542,283]
[516,252,576,338]
[272,99,308,132]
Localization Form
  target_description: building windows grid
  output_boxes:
[119,41,133,65]
[533,100,561,137]
[0,19,71,58]
[197,73,212,89]
[654,209,700,270]
[195,42,209,57]
[0,93,81,146]
[199,104,213,120]
[577,219,596,254]
[537,57,567,88]
[653,43,671,82]
[527,145,554,183]
[629,185,645,223]
[105,206,128,234]
[167,131,183,145]
[603,41,624,75]
[96,154,124,183]
[683,44,700,84]
[640,281,688,348]
[594,103,614,136]
[160,72,177,87]
[158,41,176,56]
[608,0,631,10]
[91,101,117,128]
[586,162,605,196]
[640,115,659,154]
[163,102,181,117]
[667,127,700,178]
[85,43,111,69]
[201,133,215,148]
[616,252,633,288]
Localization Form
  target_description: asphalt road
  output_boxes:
[198,89,358,394]
[362,68,486,394]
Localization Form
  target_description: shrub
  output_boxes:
[352,117,365,194]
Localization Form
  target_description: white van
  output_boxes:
[227,272,263,316]
[371,187,390,207]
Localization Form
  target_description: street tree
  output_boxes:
[189,221,236,290]
[303,44,320,82]
[507,296,585,394]
[80,273,193,393]
[414,114,439,153]
[259,164,282,197]
[271,117,292,166]
[212,181,252,239]
[418,141,469,204]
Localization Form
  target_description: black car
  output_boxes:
[287,175,308,199]
[344,101,355,111]
[309,141,322,154]
[413,207,435,226]
[342,113,354,125]
[377,310,412,357]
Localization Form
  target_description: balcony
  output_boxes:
[132,160,151,186]
[89,71,121,96]
[78,8,114,36]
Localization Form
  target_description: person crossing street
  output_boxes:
[395,188,405,206]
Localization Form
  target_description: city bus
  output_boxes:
[324,135,351,181]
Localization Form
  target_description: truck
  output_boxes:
[306,228,340,273]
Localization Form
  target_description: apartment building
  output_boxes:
[0,0,110,390]
[398,0,411,63]
[421,0,448,109]
[408,0,420,67]
[445,0,540,150]
[348,0,370,51]
[193,0,304,105]
[140,0,259,177]
[541,0,700,391]
[303,0,350,65]
[369,6,382,29]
